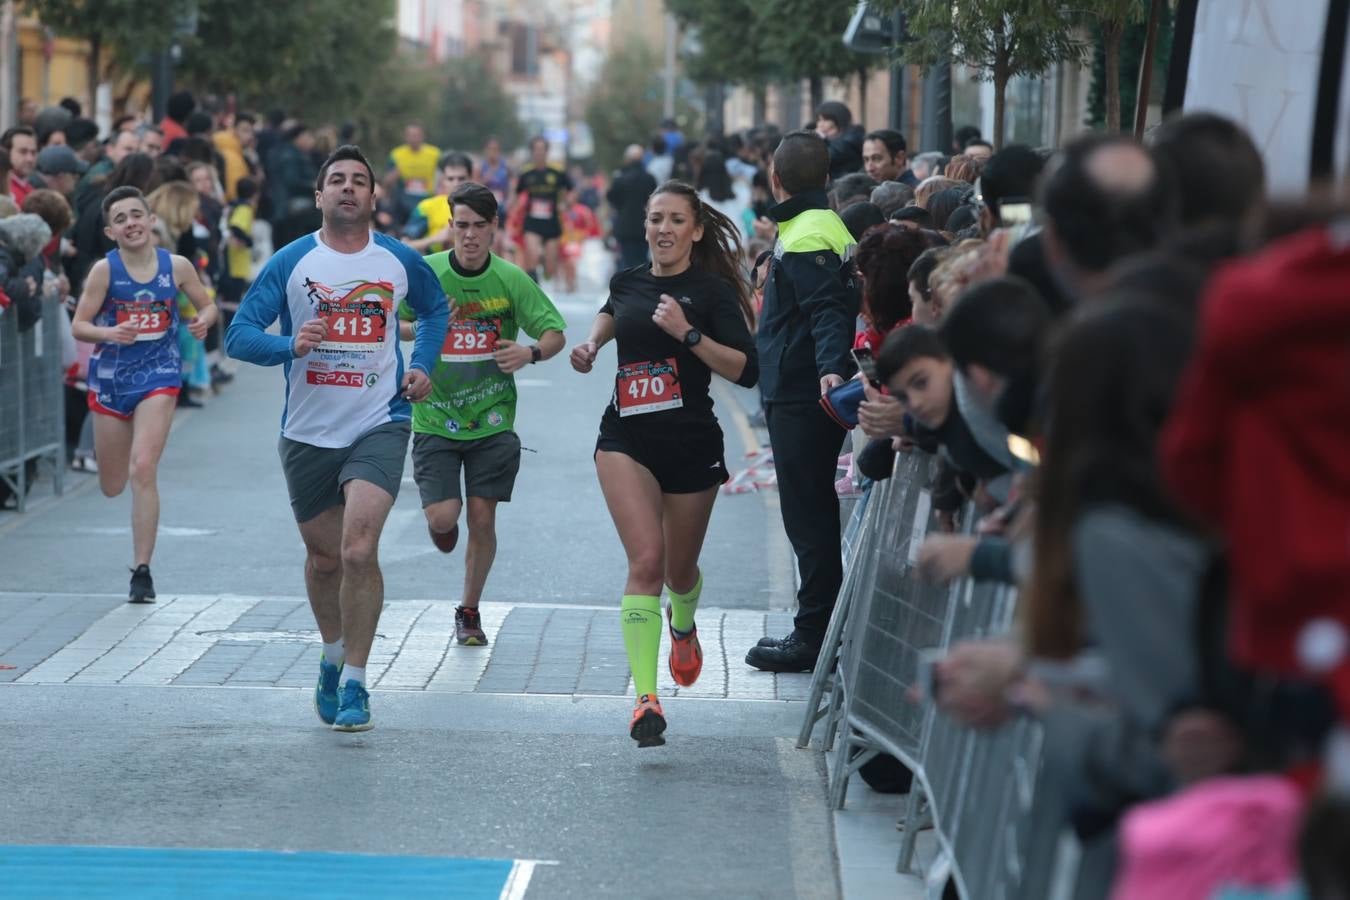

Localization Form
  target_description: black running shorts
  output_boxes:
[595,413,729,494]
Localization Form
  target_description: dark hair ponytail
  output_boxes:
[649,180,755,327]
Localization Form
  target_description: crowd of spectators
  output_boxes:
[756,98,1349,897]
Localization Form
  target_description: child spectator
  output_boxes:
[220,176,259,329]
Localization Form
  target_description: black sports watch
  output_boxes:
[683,328,702,348]
[530,345,543,364]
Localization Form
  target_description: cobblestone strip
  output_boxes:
[377,602,452,689]
[4,593,810,700]
[105,596,260,685]
[423,604,507,692]
[18,600,162,684]
[363,600,430,685]
[0,595,122,682]
[721,611,780,701]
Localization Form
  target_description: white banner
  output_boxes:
[1183,0,1331,193]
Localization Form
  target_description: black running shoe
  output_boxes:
[455,605,488,646]
[128,565,156,604]
[630,694,667,748]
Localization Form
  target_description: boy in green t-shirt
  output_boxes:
[398,182,567,645]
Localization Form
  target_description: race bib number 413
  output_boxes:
[617,358,682,417]
[317,290,390,352]
[115,299,171,341]
[441,318,501,363]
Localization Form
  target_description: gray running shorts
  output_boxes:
[278,421,411,523]
[411,430,522,506]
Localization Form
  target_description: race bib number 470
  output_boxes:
[317,290,390,352]
[617,358,682,417]
[441,318,501,363]
[115,299,171,341]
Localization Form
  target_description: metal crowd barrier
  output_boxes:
[0,296,66,512]
[800,450,1062,900]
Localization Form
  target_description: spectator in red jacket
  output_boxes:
[1160,222,1350,717]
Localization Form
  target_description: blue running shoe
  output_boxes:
[314,655,341,725]
[333,680,372,732]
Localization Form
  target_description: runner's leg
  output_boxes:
[92,412,133,498]
[126,393,177,566]
[462,496,498,608]
[337,478,397,668]
[597,451,666,596]
[661,487,717,595]
[544,237,561,280]
[661,487,716,685]
[597,450,665,708]
[296,505,345,644]
[424,497,463,536]
[524,232,544,277]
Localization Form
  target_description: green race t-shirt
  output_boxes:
[399,251,565,440]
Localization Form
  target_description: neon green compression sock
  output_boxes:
[667,571,703,635]
[621,594,662,698]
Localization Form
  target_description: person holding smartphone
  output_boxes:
[971,145,1044,238]
[570,180,758,747]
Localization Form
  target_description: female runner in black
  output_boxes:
[570,180,758,746]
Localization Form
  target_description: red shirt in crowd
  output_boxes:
[9,174,32,206]
[160,117,188,146]
[1160,223,1350,714]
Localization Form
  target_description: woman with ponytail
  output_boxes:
[570,180,759,747]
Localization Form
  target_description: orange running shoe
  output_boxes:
[666,607,703,687]
[629,694,667,748]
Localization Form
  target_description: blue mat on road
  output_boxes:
[0,845,516,898]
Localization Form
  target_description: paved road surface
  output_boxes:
[0,258,841,899]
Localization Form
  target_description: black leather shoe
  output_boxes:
[756,634,785,648]
[745,635,821,673]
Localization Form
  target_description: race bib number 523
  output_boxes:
[617,358,682,417]
[115,299,171,341]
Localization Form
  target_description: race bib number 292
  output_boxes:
[441,318,501,363]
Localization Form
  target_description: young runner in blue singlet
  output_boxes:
[72,186,218,602]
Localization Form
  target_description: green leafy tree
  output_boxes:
[176,0,400,124]
[585,44,699,171]
[757,0,880,110]
[21,0,190,108]
[891,0,1086,147]
[430,53,526,155]
[667,0,773,92]
[1085,2,1173,131]
[342,53,447,162]
[1077,0,1146,131]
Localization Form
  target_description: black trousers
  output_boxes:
[766,400,846,644]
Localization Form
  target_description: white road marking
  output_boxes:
[499,859,560,900]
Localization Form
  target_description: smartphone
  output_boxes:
[913,647,943,702]
[999,198,1034,228]
[851,347,881,388]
